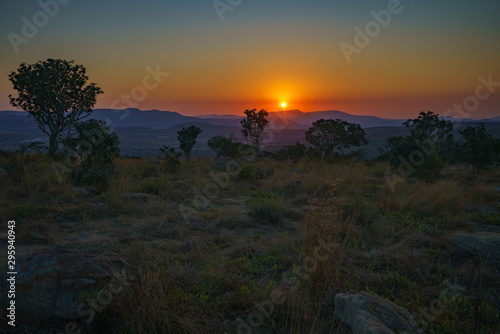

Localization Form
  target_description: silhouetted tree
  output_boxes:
[460,123,500,174]
[305,119,368,157]
[177,125,202,161]
[387,111,453,181]
[241,109,269,158]
[208,134,234,157]
[62,119,119,193]
[160,145,182,173]
[8,59,103,156]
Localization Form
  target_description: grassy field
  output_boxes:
[1,153,499,333]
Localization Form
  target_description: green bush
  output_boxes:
[386,111,452,182]
[139,177,170,195]
[238,164,255,180]
[160,145,181,174]
[62,119,119,193]
[246,191,287,223]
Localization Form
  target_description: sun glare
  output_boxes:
[281,102,287,108]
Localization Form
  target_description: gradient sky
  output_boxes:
[1,0,499,119]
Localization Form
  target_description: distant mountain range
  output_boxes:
[1,108,499,131]
[1,108,498,157]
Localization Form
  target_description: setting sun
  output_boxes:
[281,102,287,108]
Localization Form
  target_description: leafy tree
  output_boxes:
[387,111,453,181]
[241,109,269,158]
[305,119,368,157]
[208,134,235,157]
[160,145,181,174]
[8,59,103,156]
[63,119,119,192]
[460,123,500,173]
[177,125,202,161]
[403,111,453,142]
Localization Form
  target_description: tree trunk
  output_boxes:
[48,133,59,157]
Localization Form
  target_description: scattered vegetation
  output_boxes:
[2,61,499,334]
[177,125,202,161]
[460,123,500,174]
[160,145,182,174]
[2,150,498,333]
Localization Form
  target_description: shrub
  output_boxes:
[208,135,234,157]
[139,177,170,196]
[62,119,119,192]
[275,142,307,163]
[386,111,452,182]
[208,134,254,159]
[246,191,287,223]
[238,164,255,180]
[160,145,181,174]
[460,123,500,173]
[177,125,202,161]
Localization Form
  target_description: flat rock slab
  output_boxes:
[335,291,424,334]
[1,245,131,322]
[449,232,500,269]
[121,192,158,200]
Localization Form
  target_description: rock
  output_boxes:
[449,232,500,269]
[122,192,158,200]
[170,180,190,191]
[211,156,240,172]
[335,290,424,334]
[466,201,499,214]
[493,186,500,194]
[0,167,7,175]
[1,245,131,322]
[67,185,89,196]
[255,164,274,179]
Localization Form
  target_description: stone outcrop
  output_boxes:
[335,290,424,334]
[1,245,131,322]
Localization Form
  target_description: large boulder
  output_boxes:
[448,232,500,269]
[1,245,131,323]
[335,291,424,334]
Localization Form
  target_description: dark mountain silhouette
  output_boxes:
[1,108,498,156]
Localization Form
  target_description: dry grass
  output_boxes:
[379,179,466,215]
[3,153,499,333]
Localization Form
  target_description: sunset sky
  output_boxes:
[1,0,499,119]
